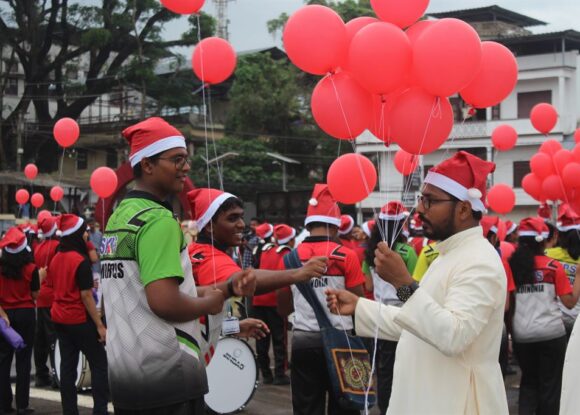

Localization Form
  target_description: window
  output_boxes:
[449,97,486,122]
[491,105,501,120]
[518,91,552,119]
[106,149,117,168]
[513,161,531,188]
[459,147,487,160]
[5,78,18,95]
[76,149,88,170]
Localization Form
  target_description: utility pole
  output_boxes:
[213,0,234,40]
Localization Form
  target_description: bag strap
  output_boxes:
[284,249,333,329]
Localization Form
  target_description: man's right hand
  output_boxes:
[203,288,226,315]
[325,289,359,316]
[97,325,107,344]
[292,256,328,283]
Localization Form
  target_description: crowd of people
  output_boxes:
[1,117,580,415]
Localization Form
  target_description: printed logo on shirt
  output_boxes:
[101,236,117,255]
[101,262,125,279]
[191,252,205,262]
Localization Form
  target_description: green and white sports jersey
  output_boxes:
[101,191,207,410]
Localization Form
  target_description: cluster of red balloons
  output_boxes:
[522,139,580,206]
[284,1,518,158]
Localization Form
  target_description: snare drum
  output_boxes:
[51,339,92,390]
[204,337,258,414]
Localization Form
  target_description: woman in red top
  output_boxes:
[0,227,44,415]
[48,214,108,415]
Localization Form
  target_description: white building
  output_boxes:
[356,5,580,221]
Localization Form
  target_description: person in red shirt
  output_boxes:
[186,188,327,366]
[251,224,296,385]
[278,184,365,415]
[47,214,108,415]
[32,215,60,387]
[0,227,45,415]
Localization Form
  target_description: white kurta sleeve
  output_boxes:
[354,298,403,342]
[393,261,505,357]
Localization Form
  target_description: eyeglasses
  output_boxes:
[416,194,457,210]
[157,155,192,170]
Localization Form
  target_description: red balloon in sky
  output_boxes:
[192,37,237,85]
[90,167,118,198]
[491,125,517,151]
[31,193,44,208]
[24,163,38,180]
[53,118,80,148]
[530,103,558,134]
[487,184,515,215]
[15,189,29,205]
[394,149,419,176]
[160,0,204,14]
[327,153,377,204]
[50,186,64,202]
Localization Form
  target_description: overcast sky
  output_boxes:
[165,0,580,57]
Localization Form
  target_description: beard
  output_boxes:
[422,214,456,241]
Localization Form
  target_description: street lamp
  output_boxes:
[266,152,301,192]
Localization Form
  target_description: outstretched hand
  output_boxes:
[233,268,257,297]
[325,288,359,316]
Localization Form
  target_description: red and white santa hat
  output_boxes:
[57,214,85,237]
[18,223,31,234]
[38,216,57,238]
[305,184,341,227]
[481,215,500,237]
[274,224,296,245]
[519,217,549,242]
[537,203,552,221]
[424,151,495,213]
[122,117,186,167]
[379,201,407,221]
[362,220,376,238]
[410,213,423,231]
[558,205,580,232]
[338,215,355,236]
[505,220,517,236]
[187,188,237,231]
[0,227,29,254]
[256,223,274,239]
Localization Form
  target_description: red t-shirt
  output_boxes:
[502,259,516,293]
[500,241,516,262]
[189,242,241,286]
[0,263,38,309]
[253,244,292,307]
[34,239,59,308]
[49,250,93,324]
[534,256,572,296]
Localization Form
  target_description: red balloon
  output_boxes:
[460,42,518,109]
[487,184,515,215]
[160,0,204,14]
[53,118,80,148]
[530,152,555,179]
[345,16,379,44]
[394,149,419,176]
[192,37,236,85]
[15,189,29,205]
[563,163,580,193]
[389,87,454,155]
[31,193,44,208]
[573,144,580,163]
[542,175,566,201]
[348,22,412,95]
[530,103,558,134]
[369,95,391,143]
[24,163,38,180]
[406,20,436,46]
[90,167,118,198]
[283,5,347,75]
[370,0,429,28]
[311,72,372,140]
[539,139,562,156]
[521,173,543,201]
[50,186,64,202]
[413,18,482,97]
[575,128,580,144]
[553,149,574,176]
[491,125,517,151]
[37,210,51,223]
[327,154,377,204]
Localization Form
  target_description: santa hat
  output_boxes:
[424,151,495,213]
[28,224,38,235]
[122,117,186,167]
[18,223,31,234]
[519,217,549,242]
[505,220,517,235]
[379,201,407,221]
[38,216,58,238]
[0,227,28,254]
[338,215,355,236]
[362,220,376,238]
[57,214,85,237]
[481,216,499,237]
[558,205,580,231]
[274,224,296,245]
[410,213,423,231]
[187,188,237,231]
[256,223,274,239]
[305,184,341,227]
[537,203,552,220]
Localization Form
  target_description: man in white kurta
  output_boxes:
[560,317,580,414]
[327,151,509,414]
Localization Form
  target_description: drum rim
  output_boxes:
[204,337,259,414]
[50,338,91,390]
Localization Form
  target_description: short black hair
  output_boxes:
[306,222,338,232]
[132,154,161,179]
[445,192,482,220]
[211,197,244,222]
[250,217,263,224]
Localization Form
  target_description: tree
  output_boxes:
[0,0,214,170]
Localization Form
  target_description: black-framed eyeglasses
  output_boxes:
[416,194,457,210]
[157,155,192,170]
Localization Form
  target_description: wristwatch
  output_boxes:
[396,281,419,302]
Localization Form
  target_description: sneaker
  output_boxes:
[273,375,291,386]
